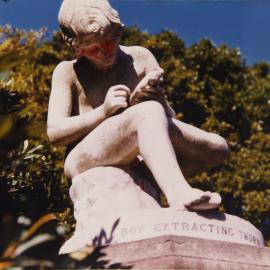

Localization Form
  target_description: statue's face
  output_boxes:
[78,34,120,70]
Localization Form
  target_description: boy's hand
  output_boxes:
[103,85,131,116]
[132,85,164,105]
[130,68,164,105]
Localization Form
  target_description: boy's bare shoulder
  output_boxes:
[52,60,77,83]
[120,45,154,60]
[120,45,159,71]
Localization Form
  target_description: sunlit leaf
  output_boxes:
[25,144,43,155]
[14,234,55,256]
[21,139,28,154]
[69,245,95,261]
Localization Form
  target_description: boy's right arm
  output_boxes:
[47,61,130,146]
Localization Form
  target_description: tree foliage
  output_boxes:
[0,25,269,265]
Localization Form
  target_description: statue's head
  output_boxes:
[58,0,123,48]
[58,0,124,69]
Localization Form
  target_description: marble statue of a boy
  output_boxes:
[47,0,229,210]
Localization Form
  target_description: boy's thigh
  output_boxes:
[73,111,138,157]
[64,112,139,176]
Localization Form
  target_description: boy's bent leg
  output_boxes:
[169,118,229,177]
[64,101,222,210]
[64,101,176,180]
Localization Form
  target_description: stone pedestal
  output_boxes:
[82,235,270,269]
[60,166,264,254]
[59,166,269,269]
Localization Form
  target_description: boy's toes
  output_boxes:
[209,192,222,205]
[185,191,222,211]
[184,191,210,208]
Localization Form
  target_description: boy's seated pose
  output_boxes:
[47,0,229,210]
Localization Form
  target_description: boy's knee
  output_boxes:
[142,101,165,114]
[130,101,166,120]
[64,154,78,179]
[65,147,105,179]
[208,133,229,163]
[64,151,84,179]
[211,134,229,153]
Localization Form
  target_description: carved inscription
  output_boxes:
[239,230,261,246]
[120,221,261,246]
[121,225,144,236]
[153,222,234,236]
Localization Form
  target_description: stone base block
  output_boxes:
[60,208,264,254]
[81,235,270,269]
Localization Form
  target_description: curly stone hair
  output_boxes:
[58,0,124,49]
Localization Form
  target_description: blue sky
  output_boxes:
[0,0,269,65]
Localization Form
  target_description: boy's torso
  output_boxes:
[70,45,147,116]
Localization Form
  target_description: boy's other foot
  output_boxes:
[169,189,222,211]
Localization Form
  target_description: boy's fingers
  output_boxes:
[114,90,129,97]
[149,76,163,86]
[147,68,164,78]
[116,96,128,103]
[112,85,131,95]
[115,102,128,110]
[140,86,163,94]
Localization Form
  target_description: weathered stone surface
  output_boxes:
[69,166,160,212]
[80,235,270,269]
[59,166,264,254]
[60,166,161,254]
